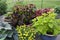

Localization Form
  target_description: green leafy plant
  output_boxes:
[32,12,60,36]
[0,0,7,15]
[4,12,12,17]
[55,7,60,14]
[0,22,13,40]
[16,25,36,40]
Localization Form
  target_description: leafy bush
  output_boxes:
[4,12,12,17]
[23,4,36,25]
[0,0,7,15]
[35,8,54,17]
[0,22,13,40]
[32,12,60,36]
[16,25,36,40]
[55,7,60,14]
[5,4,36,27]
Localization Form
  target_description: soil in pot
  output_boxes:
[46,29,54,35]
[47,30,54,35]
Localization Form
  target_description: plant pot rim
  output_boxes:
[45,34,55,37]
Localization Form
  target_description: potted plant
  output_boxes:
[32,12,60,40]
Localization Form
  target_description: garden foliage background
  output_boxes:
[6,0,60,11]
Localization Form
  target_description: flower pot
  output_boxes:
[40,34,56,40]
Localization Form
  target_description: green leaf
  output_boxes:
[48,24,53,28]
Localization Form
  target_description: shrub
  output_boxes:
[23,4,36,25]
[5,4,36,27]
[0,0,7,15]
[0,22,13,40]
[16,25,36,40]
[55,7,60,14]
[35,8,53,17]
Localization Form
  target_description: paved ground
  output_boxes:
[0,15,5,22]
[0,15,60,40]
[56,35,60,40]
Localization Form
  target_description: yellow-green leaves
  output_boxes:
[16,25,36,40]
[32,12,60,35]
